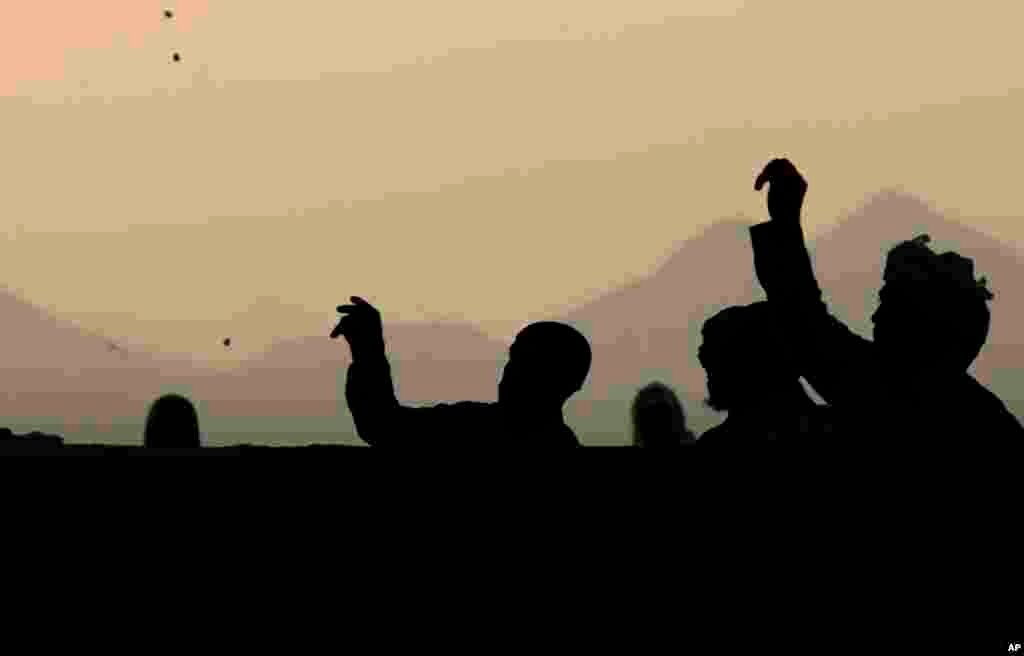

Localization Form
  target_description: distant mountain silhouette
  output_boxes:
[195,321,506,418]
[546,192,1024,436]
[811,191,1024,394]
[0,287,205,428]
[4,191,1023,443]
[0,285,507,438]
[557,218,761,404]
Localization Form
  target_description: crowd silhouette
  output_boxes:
[751,159,1022,442]
[3,157,1022,451]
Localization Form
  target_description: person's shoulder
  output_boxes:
[962,374,999,396]
[560,423,582,447]
[430,401,497,426]
[960,376,1023,435]
[443,401,495,413]
[698,422,729,443]
[424,400,492,409]
[962,375,1015,412]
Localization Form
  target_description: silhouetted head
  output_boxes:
[698,302,800,412]
[498,322,591,410]
[144,394,201,448]
[872,235,993,375]
[631,382,695,446]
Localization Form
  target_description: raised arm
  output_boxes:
[750,158,879,405]
[332,297,452,446]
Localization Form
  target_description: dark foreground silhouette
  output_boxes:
[0,441,365,455]
[332,296,590,446]
[0,427,64,453]
[631,382,696,446]
[144,394,202,448]
[750,158,1023,441]
[697,302,835,444]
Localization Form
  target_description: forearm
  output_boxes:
[750,221,822,308]
[749,220,876,404]
[345,348,402,446]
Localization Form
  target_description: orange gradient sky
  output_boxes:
[3,1,1024,358]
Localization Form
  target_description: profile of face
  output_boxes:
[497,345,534,406]
[497,322,590,408]
[699,303,796,412]
[697,334,742,412]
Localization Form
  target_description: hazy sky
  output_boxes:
[4,1,1024,357]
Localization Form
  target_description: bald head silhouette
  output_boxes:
[144,394,201,448]
[498,321,591,410]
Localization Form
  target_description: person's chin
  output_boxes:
[704,379,726,412]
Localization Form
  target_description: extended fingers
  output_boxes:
[329,315,350,338]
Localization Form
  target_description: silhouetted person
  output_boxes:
[144,394,201,448]
[331,296,590,446]
[0,427,64,451]
[631,382,695,446]
[697,302,835,444]
[749,158,1023,440]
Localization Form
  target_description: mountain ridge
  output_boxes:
[3,189,1022,442]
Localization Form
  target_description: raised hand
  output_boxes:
[754,158,807,226]
[330,296,385,358]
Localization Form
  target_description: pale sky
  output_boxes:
[3,1,1024,358]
